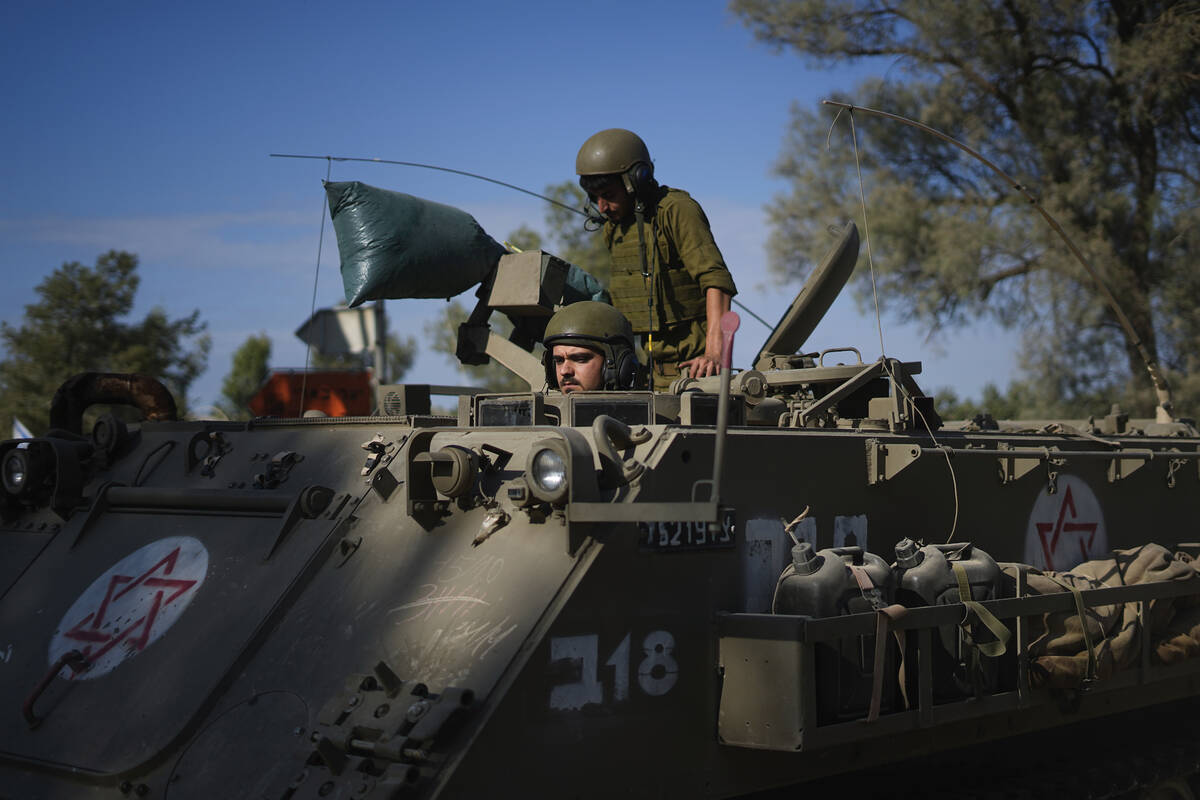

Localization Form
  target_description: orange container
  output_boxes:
[247,370,372,418]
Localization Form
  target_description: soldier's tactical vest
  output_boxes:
[605,191,707,335]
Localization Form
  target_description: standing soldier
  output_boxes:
[576,128,738,391]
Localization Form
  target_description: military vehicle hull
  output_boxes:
[4,400,1200,799]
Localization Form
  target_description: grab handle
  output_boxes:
[24,650,89,727]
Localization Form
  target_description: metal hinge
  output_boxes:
[996,443,1043,485]
[865,438,921,485]
[285,662,475,798]
[1107,451,1150,483]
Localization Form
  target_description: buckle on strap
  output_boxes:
[848,564,885,611]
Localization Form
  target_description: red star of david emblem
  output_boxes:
[61,546,198,675]
[1035,485,1098,570]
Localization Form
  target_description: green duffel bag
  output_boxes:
[326,181,507,306]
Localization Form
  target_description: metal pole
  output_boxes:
[710,312,741,508]
[374,300,387,384]
[372,301,387,415]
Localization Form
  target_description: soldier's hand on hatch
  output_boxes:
[681,352,722,379]
[681,324,727,378]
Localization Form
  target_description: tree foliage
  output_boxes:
[217,333,272,420]
[426,300,533,393]
[936,381,1050,422]
[541,182,611,286]
[733,0,1200,417]
[0,251,210,433]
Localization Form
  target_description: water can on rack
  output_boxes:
[893,540,1009,702]
[772,544,895,723]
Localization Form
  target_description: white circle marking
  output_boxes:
[49,536,208,679]
[1023,475,1107,571]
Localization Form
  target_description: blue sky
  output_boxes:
[1,0,1018,415]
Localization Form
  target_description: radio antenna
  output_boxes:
[270,153,587,218]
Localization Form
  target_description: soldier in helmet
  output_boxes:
[576,128,738,391]
[543,301,639,393]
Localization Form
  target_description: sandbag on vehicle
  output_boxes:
[1015,544,1200,688]
[564,263,610,304]
[326,181,508,307]
[1150,552,1200,665]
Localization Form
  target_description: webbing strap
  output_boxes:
[952,563,1011,658]
[866,604,907,722]
[1047,575,1099,683]
[848,564,885,610]
[845,563,898,723]
[894,625,910,710]
[848,564,873,591]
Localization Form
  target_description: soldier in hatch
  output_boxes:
[576,129,738,391]
[543,301,639,393]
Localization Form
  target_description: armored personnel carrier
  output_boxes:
[4,222,1200,799]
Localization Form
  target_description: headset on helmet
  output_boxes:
[542,301,638,390]
[576,128,655,203]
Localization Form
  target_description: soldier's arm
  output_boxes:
[663,192,736,297]
[682,288,733,378]
[665,192,736,378]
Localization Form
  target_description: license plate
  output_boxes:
[638,510,736,551]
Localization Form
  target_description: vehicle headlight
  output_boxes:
[2,449,28,494]
[525,442,569,505]
[532,449,566,492]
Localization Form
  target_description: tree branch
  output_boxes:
[976,262,1036,303]
[1160,166,1200,190]
[1030,54,1114,81]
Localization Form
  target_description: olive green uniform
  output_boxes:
[603,185,737,390]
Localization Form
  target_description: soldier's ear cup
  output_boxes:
[607,348,637,390]
[621,161,654,202]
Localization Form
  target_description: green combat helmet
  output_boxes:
[543,301,638,389]
[576,129,655,198]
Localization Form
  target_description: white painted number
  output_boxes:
[637,631,678,696]
[549,630,677,710]
[605,633,631,702]
[549,635,602,711]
